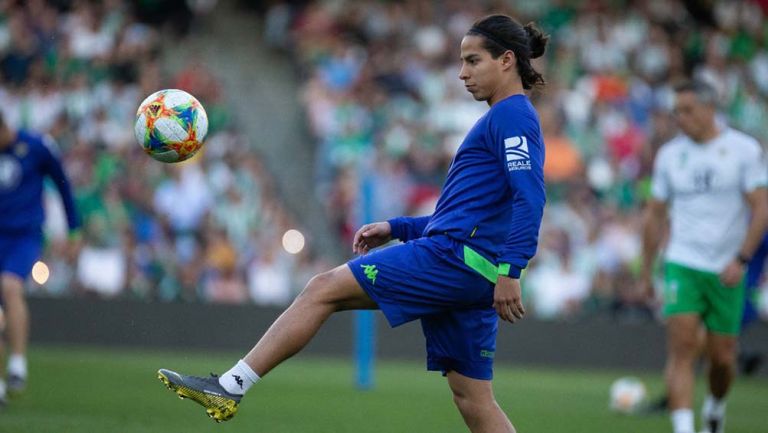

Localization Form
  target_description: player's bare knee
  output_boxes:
[452,392,494,418]
[452,391,475,415]
[669,335,700,360]
[450,383,494,414]
[297,270,343,307]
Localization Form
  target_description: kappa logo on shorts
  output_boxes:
[480,350,495,359]
[361,264,378,285]
[504,136,531,171]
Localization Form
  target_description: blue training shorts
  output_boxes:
[0,230,43,289]
[348,235,498,380]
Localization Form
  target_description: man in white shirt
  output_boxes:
[642,80,768,433]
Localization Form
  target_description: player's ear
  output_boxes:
[501,50,516,71]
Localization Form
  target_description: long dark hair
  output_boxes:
[467,15,549,90]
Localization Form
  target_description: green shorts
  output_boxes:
[663,262,744,335]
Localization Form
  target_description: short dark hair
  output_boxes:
[674,80,718,106]
[467,14,549,90]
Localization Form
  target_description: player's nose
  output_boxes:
[458,64,470,80]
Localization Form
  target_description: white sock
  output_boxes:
[0,379,6,398]
[219,359,259,395]
[8,354,27,378]
[702,394,726,418]
[702,395,726,432]
[671,408,695,433]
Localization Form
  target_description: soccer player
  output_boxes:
[736,232,767,375]
[0,114,80,403]
[158,14,548,433]
[641,80,768,433]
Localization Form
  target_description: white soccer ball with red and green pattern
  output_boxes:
[609,377,647,414]
[134,89,208,163]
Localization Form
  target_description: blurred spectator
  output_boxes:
[247,244,292,306]
[203,227,248,304]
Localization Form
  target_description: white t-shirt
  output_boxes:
[651,128,767,273]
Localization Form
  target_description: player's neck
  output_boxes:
[693,124,720,144]
[488,80,525,106]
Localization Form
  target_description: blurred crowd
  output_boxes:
[264,0,768,321]
[3,0,325,305]
[8,0,768,321]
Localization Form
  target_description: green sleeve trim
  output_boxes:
[462,245,499,283]
[497,263,511,276]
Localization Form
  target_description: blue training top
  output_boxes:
[0,130,80,234]
[388,94,546,279]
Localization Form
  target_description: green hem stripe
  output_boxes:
[463,245,498,283]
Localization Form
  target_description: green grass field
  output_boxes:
[1,346,766,433]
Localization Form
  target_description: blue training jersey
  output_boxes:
[0,130,80,234]
[388,94,546,279]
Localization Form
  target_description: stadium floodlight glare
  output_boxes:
[282,229,305,254]
[31,261,50,285]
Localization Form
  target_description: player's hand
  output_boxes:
[494,276,525,323]
[352,222,392,255]
[640,274,658,307]
[719,260,744,287]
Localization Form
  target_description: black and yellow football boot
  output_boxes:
[157,368,242,423]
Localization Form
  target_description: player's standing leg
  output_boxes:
[447,371,514,433]
[699,333,737,433]
[2,274,28,393]
[666,314,701,433]
[0,307,7,407]
[1,273,28,395]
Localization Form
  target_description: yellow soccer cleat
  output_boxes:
[158,368,242,423]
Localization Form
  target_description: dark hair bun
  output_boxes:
[523,22,548,59]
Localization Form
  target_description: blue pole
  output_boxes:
[355,310,375,389]
[355,161,376,390]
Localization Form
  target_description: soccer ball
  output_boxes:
[134,89,208,163]
[609,377,647,414]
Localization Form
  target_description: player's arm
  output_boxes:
[642,145,672,301]
[720,187,768,286]
[739,187,768,260]
[641,198,668,298]
[492,117,546,323]
[721,141,768,286]
[494,121,546,281]
[387,215,431,242]
[352,215,431,255]
[40,136,81,234]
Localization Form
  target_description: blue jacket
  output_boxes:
[388,94,545,280]
[0,130,80,234]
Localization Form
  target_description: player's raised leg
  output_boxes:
[447,371,514,433]
[158,264,376,422]
[242,264,377,375]
[665,314,701,433]
[1,273,29,395]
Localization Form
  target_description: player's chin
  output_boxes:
[468,91,487,102]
